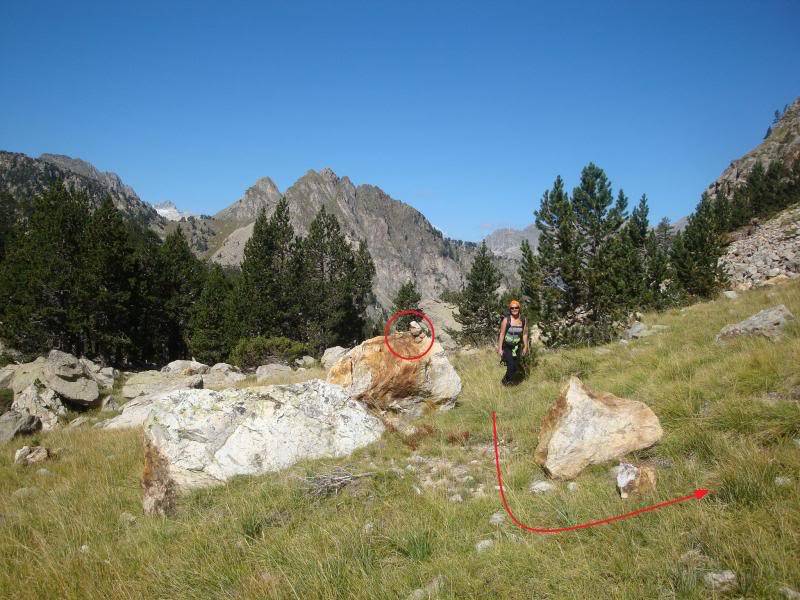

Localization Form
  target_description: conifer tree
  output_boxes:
[158,228,206,361]
[391,279,422,331]
[0,182,89,356]
[517,238,542,324]
[188,264,233,364]
[450,241,501,346]
[77,196,136,362]
[671,193,727,298]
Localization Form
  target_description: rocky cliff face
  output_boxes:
[209,168,515,307]
[708,97,800,196]
[0,151,165,231]
[483,223,540,260]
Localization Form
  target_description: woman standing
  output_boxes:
[496,300,529,385]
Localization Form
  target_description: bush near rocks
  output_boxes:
[229,336,310,370]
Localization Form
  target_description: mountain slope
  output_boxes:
[0,151,165,231]
[709,96,800,195]
[210,168,515,307]
[483,223,540,260]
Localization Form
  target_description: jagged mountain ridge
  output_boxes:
[708,96,800,196]
[209,167,517,307]
[0,151,165,231]
[483,223,540,260]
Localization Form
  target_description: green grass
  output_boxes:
[1,282,799,598]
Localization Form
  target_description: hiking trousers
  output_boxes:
[501,345,520,385]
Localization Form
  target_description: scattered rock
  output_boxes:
[294,355,316,368]
[321,346,348,371]
[255,363,292,382]
[36,468,51,476]
[12,487,39,499]
[534,377,663,480]
[141,381,384,515]
[779,586,800,599]
[362,522,374,534]
[100,395,160,430]
[594,347,611,355]
[567,482,579,492]
[41,350,99,405]
[0,410,42,443]
[489,511,505,525]
[203,363,247,387]
[679,548,710,568]
[623,322,650,340]
[160,360,209,375]
[79,358,119,389]
[327,333,461,416]
[475,539,494,553]
[722,290,739,300]
[12,382,66,431]
[616,462,657,498]
[448,493,463,503]
[79,544,90,554]
[407,575,445,600]
[703,570,737,593]
[14,445,51,465]
[121,370,203,399]
[119,512,137,526]
[529,480,556,494]
[774,476,792,487]
[716,305,795,342]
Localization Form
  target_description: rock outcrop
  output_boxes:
[534,377,663,480]
[716,305,795,342]
[12,382,67,431]
[327,332,461,415]
[720,206,800,289]
[8,351,101,406]
[120,370,204,400]
[141,381,384,515]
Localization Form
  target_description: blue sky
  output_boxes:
[1,1,798,241]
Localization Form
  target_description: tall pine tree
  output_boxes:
[391,279,422,331]
[450,241,502,346]
[188,264,234,364]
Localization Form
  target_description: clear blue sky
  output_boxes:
[1,1,798,241]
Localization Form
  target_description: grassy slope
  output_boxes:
[1,282,799,599]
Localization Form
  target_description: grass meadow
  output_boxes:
[1,281,799,599]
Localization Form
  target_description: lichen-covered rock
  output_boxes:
[615,462,657,498]
[716,305,795,342]
[0,411,41,444]
[160,360,209,375]
[327,333,461,415]
[255,363,293,382]
[534,377,663,480]
[12,382,66,431]
[202,363,247,387]
[9,351,99,405]
[321,346,348,371]
[141,380,384,515]
[14,445,51,465]
[120,370,203,399]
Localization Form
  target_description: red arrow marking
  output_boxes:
[491,411,710,534]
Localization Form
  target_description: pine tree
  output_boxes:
[450,241,502,346]
[671,193,727,298]
[0,192,18,264]
[189,264,233,364]
[77,196,136,363]
[391,279,422,331]
[0,182,89,357]
[158,228,206,361]
[517,238,542,324]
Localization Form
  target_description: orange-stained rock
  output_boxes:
[327,332,461,415]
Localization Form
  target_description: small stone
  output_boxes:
[703,570,737,593]
[774,476,792,487]
[529,480,556,494]
[448,494,463,503]
[412,486,422,496]
[79,544,90,554]
[12,487,38,499]
[362,522,374,534]
[36,468,51,477]
[679,548,709,568]
[475,539,494,553]
[567,482,578,492]
[616,463,656,498]
[407,575,445,600]
[489,511,505,525]
[119,512,137,526]
[793,438,800,449]
[779,586,800,599]
[722,290,739,300]
[14,445,50,465]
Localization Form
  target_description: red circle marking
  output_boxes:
[383,309,436,361]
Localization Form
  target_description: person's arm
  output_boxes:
[522,319,530,355]
[497,317,507,355]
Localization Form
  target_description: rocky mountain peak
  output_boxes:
[213,176,282,222]
[319,167,339,183]
[709,96,800,196]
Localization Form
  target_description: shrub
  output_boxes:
[229,336,309,370]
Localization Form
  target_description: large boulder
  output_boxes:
[141,380,384,515]
[120,370,204,400]
[10,352,99,406]
[321,347,348,371]
[12,382,67,431]
[255,363,292,382]
[202,363,247,388]
[160,360,210,375]
[534,377,663,480]
[100,395,158,430]
[716,305,795,342]
[0,364,17,389]
[327,332,461,415]
[0,410,41,444]
[79,358,119,389]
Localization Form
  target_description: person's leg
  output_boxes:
[502,347,517,385]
